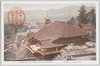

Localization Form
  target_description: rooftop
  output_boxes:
[82,25,95,30]
[34,21,88,41]
[36,40,64,48]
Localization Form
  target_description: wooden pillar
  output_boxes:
[56,47,58,51]
[47,48,48,53]
[52,48,53,52]
[43,49,45,53]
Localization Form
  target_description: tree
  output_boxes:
[88,29,96,43]
[87,9,96,25]
[69,17,75,24]
[78,4,88,24]
[4,49,16,61]
[53,44,88,60]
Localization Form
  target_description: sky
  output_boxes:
[4,3,96,11]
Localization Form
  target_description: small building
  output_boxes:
[82,25,95,31]
[26,21,89,55]
[45,17,51,25]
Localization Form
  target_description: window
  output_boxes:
[45,49,48,53]
[56,47,58,51]
[52,48,56,51]
[48,48,52,52]
[58,47,62,50]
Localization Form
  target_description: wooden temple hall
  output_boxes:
[26,21,90,55]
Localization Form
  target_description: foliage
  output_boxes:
[53,44,96,60]
[87,9,96,25]
[88,29,96,42]
[4,49,16,61]
[78,4,87,24]
[4,23,28,41]
[69,4,96,26]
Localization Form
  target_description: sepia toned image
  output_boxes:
[1,1,99,65]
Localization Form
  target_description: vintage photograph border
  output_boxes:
[0,0,100,65]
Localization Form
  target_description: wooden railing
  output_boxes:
[26,45,62,55]
[26,45,35,53]
[38,49,61,55]
[38,50,45,55]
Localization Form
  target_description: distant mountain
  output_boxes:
[4,5,95,24]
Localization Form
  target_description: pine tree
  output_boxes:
[87,9,96,25]
[78,4,87,24]
[69,17,74,24]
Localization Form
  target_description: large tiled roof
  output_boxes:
[34,21,88,41]
[27,32,35,39]
[36,40,64,48]
[53,36,89,44]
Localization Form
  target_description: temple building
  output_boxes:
[44,11,51,25]
[26,21,90,55]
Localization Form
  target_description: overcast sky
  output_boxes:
[4,3,96,11]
